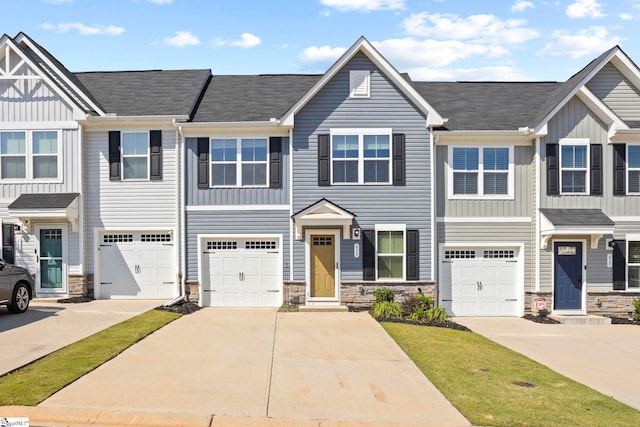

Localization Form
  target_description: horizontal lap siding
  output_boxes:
[436,145,532,217]
[83,128,178,273]
[437,222,534,291]
[541,96,640,214]
[587,64,640,121]
[185,137,289,206]
[185,210,290,280]
[292,53,432,281]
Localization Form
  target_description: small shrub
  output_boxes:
[371,301,402,319]
[402,292,434,319]
[373,287,395,303]
[425,306,448,322]
[633,298,640,321]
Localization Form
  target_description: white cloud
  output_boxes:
[538,26,621,58]
[566,0,605,18]
[298,45,347,66]
[402,12,539,44]
[320,0,405,12]
[409,66,530,81]
[511,1,534,12]
[620,12,634,20]
[213,33,261,49]
[163,31,200,47]
[41,22,124,35]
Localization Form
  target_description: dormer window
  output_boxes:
[350,70,370,98]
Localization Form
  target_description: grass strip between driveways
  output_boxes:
[382,322,640,427]
[0,309,180,406]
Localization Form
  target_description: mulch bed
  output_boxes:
[57,296,94,303]
[607,317,640,325]
[376,316,471,331]
[522,314,560,324]
[155,301,202,315]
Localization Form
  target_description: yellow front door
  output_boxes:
[311,235,335,298]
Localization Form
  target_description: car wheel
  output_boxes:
[8,283,30,314]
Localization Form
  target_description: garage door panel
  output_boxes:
[442,247,519,317]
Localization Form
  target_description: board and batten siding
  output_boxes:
[435,145,532,217]
[185,136,290,206]
[540,96,640,215]
[0,78,76,123]
[586,63,640,122]
[83,127,178,273]
[291,52,432,281]
[185,210,290,280]
[436,222,534,292]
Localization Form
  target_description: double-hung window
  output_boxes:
[0,130,59,180]
[628,145,640,194]
[210,137,268,187]
[375,225,405,280]
[122,132,149,180]
[331,129,391,185]
[450,146,512,198]
[628,241,640,289]
[559,139,588,194]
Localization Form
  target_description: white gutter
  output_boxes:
[180,121,286,130]
[289,127,294,282]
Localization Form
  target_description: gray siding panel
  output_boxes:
[586,63,640,121]
[541,96,640,215]
[436,145,532,217]
[292,53,432,281]
[185,210,290,280]
[185,137,289,205]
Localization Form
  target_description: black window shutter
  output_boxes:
[2,223,15,264]
[269,137,282,189]
[363,229,375,281]
[590,144,602,196]
[108,131,121,181]
[613,239,627,290]
[613,144,626,196]
[197,137,209,189]
[392,133,405,185]
[150,130,162,181]
[318,134,330,186]
[546,144,559,195]
[406,229,419,280]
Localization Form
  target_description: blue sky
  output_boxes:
[1,0,639,81]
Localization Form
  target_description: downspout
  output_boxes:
[289,127,294,283]
[176,120,187,299]
[535,137,541,292]
[78,123,84,286]
[429,127,435,284]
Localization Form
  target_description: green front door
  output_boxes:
[40,228,63,290]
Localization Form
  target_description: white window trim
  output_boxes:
[349,70,370,98]
[447,145,514,200]
[0,130,62,182]
[559,137,590,195]
[374,223,406,281]
[121,131,150,181]
[209,136,270,188]
[627,144,640,195]
[626,234,640,291]
[329,128,392,185]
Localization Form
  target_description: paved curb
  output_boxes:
[0,406,448,426]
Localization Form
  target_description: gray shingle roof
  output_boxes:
[413,82,561,131]
[192,74,321,122]
[540,208,615,227]
[8,193,79,210]
[75,69,211,117]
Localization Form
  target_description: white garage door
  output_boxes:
[440,248,519,317]
[99,232,175,299]
[203,238,281,307]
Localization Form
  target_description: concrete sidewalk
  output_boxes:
[35,309,469,426]
[455,317,640,410]
[0,299,160,376]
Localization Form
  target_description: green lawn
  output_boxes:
[382,322,640,427]
[0,309,180,406]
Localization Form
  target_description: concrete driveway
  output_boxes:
[0,299,160,376]
[36,309,469,426]
[455,317,640,410]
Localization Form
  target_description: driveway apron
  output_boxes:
[42,309,469,426]
[0,299,159,376]
[456,317,640,410]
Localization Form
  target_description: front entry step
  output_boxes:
[299,304,349,313]
[549,315,612,325]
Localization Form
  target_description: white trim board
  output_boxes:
[437,217,531,223]
[186,205,290,211]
